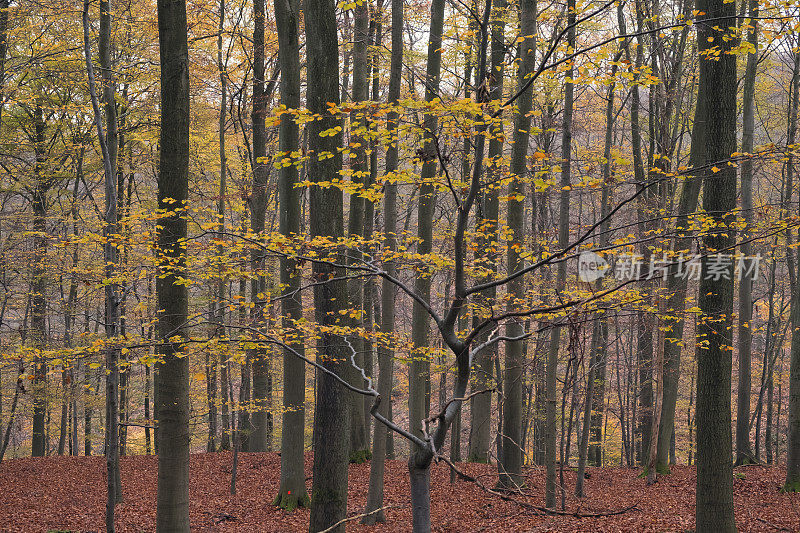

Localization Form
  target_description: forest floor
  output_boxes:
[0,451,798,532]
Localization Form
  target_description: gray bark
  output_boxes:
[498,0,536,488]
[273,0,309,510]
[784,47,800,492]
[735,0,758,466]
[546,0,574,508]
[693,0,738,527]
[409,0,446,453]
[155,0,191,529]
[30,104,47,459]
[249,0,271,453]
[363,0,401,521]
[305,0,351,529]
[346,0,370,462]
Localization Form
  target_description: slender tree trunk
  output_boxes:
[498,0,535,488]
[59,178,81,458]
[30,104,47,459]
[345,0,370,462]
[100,0,122,506]
[273,0,309,509]
[409,0,446,466]
[766,356,774,464]
[361,8,382,450]
[211,0,227,455]
[655,125,702,472]
[784,47,800,492]
[0,358,21,462]
[363,0,401,521]
[145,360,152,454]
[545,0,574,509]
[206,311,217,451]
[735,0,759,467]
[85,365,94,456]
[155,0,191,529]
[576,321,598,497]
[84,2,122,523]
[217,13,230,449]
[249,0,271,453]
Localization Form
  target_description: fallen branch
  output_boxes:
[755,517,792,532]
[439,455,638,518]
[318,505,399,533]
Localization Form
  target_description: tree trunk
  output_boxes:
[546,0,574,508]
[576,320,600,497]
[203,0,227,454]
[498,0,535,488]
[30,104,47,459]
[155,0,191,529]
[363,0,401,521]
[272,0,308,510]
[59,174,82,458]
[345,0,370,463]
[735,0,759,467]
[784,47,800,491]
[409,0,446,460]
[305,0,351,529]
[693,0,738,527]
[248,0,271,454]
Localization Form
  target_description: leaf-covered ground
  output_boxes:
[0,452,797,532]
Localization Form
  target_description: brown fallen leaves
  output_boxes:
[0,452,797,532]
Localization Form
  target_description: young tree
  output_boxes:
[546,0,575,508]
[82,0,122,526]
[498,0,536,489]
[735,0,759,467]
[249,0,272,454]
[363,0,402,522]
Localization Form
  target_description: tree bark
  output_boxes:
[249,0,271,454]
[693,0,738,527]
[207,0,227,454]
[273,0,309,510]
[305,0,351,530]
[363,0,401,521]
[546,0,574,508]
[735,0,759,466]
[346,0,370,462]
[409,0,446,460]
[155,0,191,529]
[784,47,800,492]
[498,0,536,488]
[30,104,47,459]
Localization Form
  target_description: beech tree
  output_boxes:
[692,0,738,526]
[304,0,351,529]
[155,0,190,529]
[272,0,308,511]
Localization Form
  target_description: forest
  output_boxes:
[0,0,798,530]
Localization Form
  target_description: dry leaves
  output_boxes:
[0,452,798,532]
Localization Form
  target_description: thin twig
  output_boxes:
[318,505,399,533]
